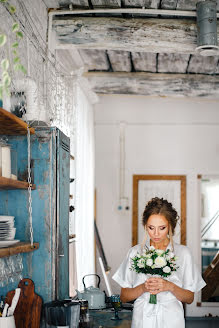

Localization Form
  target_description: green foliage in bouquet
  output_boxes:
[0,0,27,101]
[130,246,179,304]
[130,247,178,278]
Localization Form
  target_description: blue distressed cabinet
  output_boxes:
[0,126,70,303]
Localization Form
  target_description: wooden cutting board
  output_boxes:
[6,278,42,328]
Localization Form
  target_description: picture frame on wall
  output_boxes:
[132,175,186,246]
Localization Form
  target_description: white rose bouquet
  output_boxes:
[130,246,178,304]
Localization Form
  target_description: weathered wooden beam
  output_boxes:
[52,16,213,54]
[91,0,121,8]
[79,49,109,70]
[83,71,219,97]
[122,0,160,8]
[132,52,157,72]
[176,0,196,11]
[59,0,89,8]
[161,0,177,10]
[177,0,219,11]
[107,50,132,71]
[187,55,219,75]
[158,53,190,73]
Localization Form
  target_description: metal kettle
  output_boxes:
[76,274,106,310]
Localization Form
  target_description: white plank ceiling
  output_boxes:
[44,0,219,97]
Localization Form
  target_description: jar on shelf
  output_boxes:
[0,139,11,178]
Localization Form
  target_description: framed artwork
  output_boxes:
[132,175,186,246]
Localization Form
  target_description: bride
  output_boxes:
[113,197,206,328]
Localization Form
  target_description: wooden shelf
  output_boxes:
[0,176,36,190]
[0,107,35,135]
[0,242,39,258]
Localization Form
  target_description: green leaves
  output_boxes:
[13,56,20,64]
[2,73,11,87]
[9,5,16,14]
[12,42,19,48]
[0,1,27,101]
[0,85,3,102]
[1,59,9,71]
[14,63,27,74]
[0,34,7,47]
[12,23,19,32]
[16,31,23,39]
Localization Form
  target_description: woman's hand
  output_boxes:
[144,277,172,295]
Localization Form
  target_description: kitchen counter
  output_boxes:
[90,310,219,328]
[90,308,132,328]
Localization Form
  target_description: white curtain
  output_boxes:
[74,84,95,291]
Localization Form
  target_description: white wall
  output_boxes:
[94,94,219,317]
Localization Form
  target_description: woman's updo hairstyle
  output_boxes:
[142,197,179,235]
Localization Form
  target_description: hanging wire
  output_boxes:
[27,126,34,247]
[0,1,76,136]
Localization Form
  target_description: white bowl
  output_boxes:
[7,228,16,240]
[0,216,14,222]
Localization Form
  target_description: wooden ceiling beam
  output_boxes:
[83,71,219,98]
[52,16,216,54]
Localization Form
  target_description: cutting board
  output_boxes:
[6,278,42,328]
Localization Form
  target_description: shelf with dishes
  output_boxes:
[0,108,38,258]
[0,215,38,259]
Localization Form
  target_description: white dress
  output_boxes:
[112,241,206,328]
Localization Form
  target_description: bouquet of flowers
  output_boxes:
[130,246,178,304]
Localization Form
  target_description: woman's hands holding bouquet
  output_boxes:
[144,277,173,295]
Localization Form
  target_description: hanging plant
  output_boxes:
[0,0,27,101]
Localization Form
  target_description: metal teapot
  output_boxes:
[76,274,106,310]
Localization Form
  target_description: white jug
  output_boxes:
[0,315,16,328]
[0,140,11,178]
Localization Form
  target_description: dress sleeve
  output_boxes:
[182,246,206,292]
[112,247,135,288]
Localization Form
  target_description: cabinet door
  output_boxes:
[56,129,70,300]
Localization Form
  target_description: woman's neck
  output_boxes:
[150,238,170,250]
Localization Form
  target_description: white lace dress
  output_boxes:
[112,241,206,328]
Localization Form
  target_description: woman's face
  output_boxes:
[146,214,169,244]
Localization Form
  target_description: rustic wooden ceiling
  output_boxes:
[44,0,219,98]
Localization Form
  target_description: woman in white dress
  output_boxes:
[113,197,206,328]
